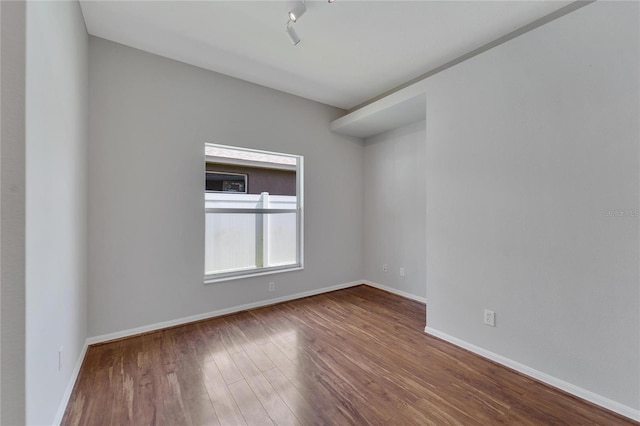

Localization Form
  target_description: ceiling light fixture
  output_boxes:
[328,0,335,3]
[285,21,301,45]
[288,2,306,23]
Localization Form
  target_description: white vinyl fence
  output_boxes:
[205,192,297,275]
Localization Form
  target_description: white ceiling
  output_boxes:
[79,0,572,110]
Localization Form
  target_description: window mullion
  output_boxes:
[205,208,296,214]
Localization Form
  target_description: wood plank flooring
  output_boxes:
[62,285,637,425]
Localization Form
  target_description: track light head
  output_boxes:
[285,22,301,45]
[288,2,306,23]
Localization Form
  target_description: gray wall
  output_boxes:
[0,2,26,424]
[363,121,426,299]
[88,37,364,337]
[424,1,639,409]
[25,1,89,424]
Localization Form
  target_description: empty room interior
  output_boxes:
[1,0,639,424]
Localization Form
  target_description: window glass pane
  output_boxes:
[267,211,297,266]
[205,212,257,274]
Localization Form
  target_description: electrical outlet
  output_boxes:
[58,347,63,371]
[399,267,405,277]
[382,264,388,272]
[268,282,275,292]
[484,309,495,327]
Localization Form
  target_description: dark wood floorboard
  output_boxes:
[62,285,638,426]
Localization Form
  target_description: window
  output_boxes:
[204,144,303,283]
[205,172,247,193]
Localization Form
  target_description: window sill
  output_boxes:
[204,264,303,284]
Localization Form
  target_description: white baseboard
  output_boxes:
[363,280,427,304]
[87,280,363,345]
[424,326,640,422]
[53,340,89,426]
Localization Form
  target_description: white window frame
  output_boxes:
[204,143,304,283]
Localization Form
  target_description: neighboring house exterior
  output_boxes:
[205,162,296,196]
[205,145,297,196]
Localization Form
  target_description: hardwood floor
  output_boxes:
[62,285,637,425]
